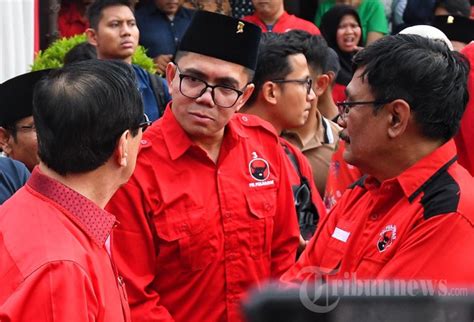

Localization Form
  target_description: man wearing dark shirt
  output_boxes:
[136,0,195,75]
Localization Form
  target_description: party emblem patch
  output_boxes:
[377,224,397,252]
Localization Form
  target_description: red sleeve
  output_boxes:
[270,147,301,278]
[107,171,175,322]
[0,261,98,321]
[376,213,474,286]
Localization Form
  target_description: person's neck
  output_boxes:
[366,137,445,183]
[258,7,285,25]
[39,163,121,209]
[242,103,282,134]
[289,106,319,146]
[318,90,340,121]
[193,134,225,164]
[98,55,132,65]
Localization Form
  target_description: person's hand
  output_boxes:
[153,54,173,75]
[297,234,308,257]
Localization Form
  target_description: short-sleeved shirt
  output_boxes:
[0,168,130,321]
[136,4,195,58]
[315,0,389,44]
[0,157,29,204]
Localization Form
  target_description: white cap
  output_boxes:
[399,25,454,50]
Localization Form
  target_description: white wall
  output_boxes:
[0,0,35,83]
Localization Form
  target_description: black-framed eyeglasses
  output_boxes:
[7,124,36,133]
[336,100,391,120]
[176,66,244,108]
[137,114,152,132]
[272,77,313,95]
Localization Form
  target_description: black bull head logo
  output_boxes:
[251,161,268,180]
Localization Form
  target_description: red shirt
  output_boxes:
[58,2,88,38]
[242,11,321,35]
[455,42,474,176]
[280,138,327,227]
[282,140,474,286]
[0,168,130,321]
[324,140,363,211]
[106,107,300,322]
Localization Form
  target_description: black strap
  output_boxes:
[148,73,167,117]
[283,144,302,179]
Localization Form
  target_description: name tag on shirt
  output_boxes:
[332,227,350,242]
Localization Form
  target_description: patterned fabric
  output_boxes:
[231,0,254,18]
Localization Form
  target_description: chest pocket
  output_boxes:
[246,188,277,259]
[154,206,217,271]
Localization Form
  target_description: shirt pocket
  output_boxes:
[154,206,217,271]
[246,188,277,259]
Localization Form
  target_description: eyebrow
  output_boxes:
[180,67,240,88]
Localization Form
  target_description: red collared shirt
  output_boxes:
[242,11,321,35]
[106,106,300,322]
[58,2,89,38]
[0,168,130,322]
[282,140,474,286]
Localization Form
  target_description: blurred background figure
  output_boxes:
[136,0,195,75]
[182,0,232,15]
[58,0,95,37]
[320,5,363,102]
[315,0,389,45]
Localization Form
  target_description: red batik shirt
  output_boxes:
[242,11,321,35]
[282,140,474,286]
[0,168,130,322]
[106,107,300,322]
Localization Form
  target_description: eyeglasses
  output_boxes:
[336,100,391,120]
[137,114,152,132]
[272,77,313,95]
[176,66,244,108]
[7,124,36,133]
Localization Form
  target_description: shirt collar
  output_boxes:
[161,102,247,160]
[27,167,116,247]
[364,140,458,199]
[282,111,327,151]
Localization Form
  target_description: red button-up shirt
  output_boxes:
[242,11,321,35]
[282,140,474,286]
[106,107,300,322]
[0,168,130,322]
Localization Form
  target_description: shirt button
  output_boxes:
[264,202,272,211]
[241,115,248,122]
[170,22,174,26]
[224,212,231,218]
[117,276,124,286]
[370,213,379,220]
[140,139,147,145]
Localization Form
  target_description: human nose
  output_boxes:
[307,87,316,101]
[195,86,216,107]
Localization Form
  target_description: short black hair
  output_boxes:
[87,0,134,30]
[64,42,97,65]
[247,32,305,106]
[284,29,330,75]
[33,60,144,175]
[353,34,469,141]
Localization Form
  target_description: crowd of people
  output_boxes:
[1,0,474,321]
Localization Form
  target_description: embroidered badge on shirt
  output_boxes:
[248,152,274,187]
[377,224,397,252]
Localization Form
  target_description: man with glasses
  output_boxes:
[0,69,51,172]
[282,34,474,286]
[106,11,300,322]
[242,32,326,253]
[0,60,145,321]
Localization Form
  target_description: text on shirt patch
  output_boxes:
[248,152,274,187]
[377,224,397,252]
